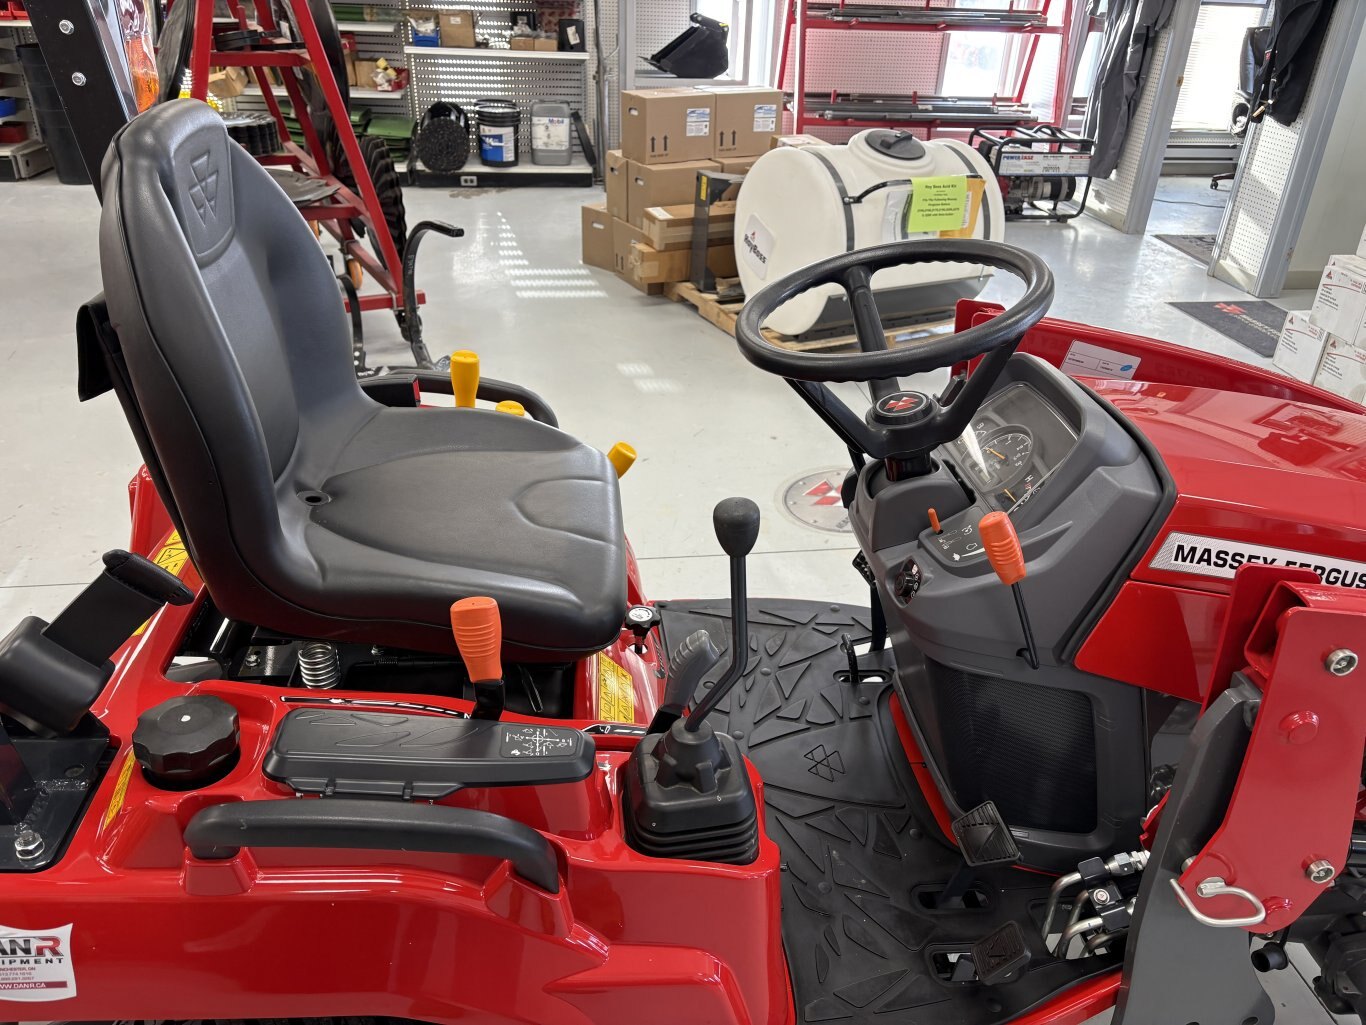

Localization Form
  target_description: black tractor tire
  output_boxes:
[331,131,409,264]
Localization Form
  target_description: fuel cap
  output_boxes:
[869,390,935,427]
[133,695,240,789]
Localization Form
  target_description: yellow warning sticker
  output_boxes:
[151,530,189,577]
[132,531,190,636]
[597,653,637,724]
[102,751,137,829]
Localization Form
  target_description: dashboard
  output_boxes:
[946,383,1080,517]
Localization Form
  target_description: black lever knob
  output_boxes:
[713,497,760,559]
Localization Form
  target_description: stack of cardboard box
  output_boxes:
[581,86,782,293]
[1273,227,1366,403]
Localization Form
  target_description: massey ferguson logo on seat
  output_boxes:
[190,152,220,224]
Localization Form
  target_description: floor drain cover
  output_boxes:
[781,469,853,533]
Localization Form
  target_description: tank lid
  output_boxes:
[864,130,927,161]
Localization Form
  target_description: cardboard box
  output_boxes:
[581,203,613,270]
[1273,310,1331,383]
[1310,255,1366,347]
[621,88,714,165]
[613,218,664,294]
[509,35,536,49]
[716,156,758,175]
[769,134,828,150]
[438,9,477,47]
[534,35,557,50]
[641,201,736,251]
[1312,337,1366,403]
[629,240,737,285]
[605,150,630,221]
[699,86,781,158]
[353,60,381,89]
[207,67,248,99]
[626,159,719,227]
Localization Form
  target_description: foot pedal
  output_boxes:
[952,801,1021,866]
[970,921,1030,985]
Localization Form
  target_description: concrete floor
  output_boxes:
[0,173,1342,1022]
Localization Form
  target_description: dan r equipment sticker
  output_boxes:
[1150,531,1366,588]
[0,923,76,1001]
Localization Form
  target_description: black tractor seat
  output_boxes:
[93,100,627,660]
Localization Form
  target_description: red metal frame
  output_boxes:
[780,0,1081,139]
[187,0,422,316]
[1172,575,1366,934]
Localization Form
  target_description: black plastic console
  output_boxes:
[263,708,595,798]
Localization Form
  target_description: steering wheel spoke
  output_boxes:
[734,239,1054,465]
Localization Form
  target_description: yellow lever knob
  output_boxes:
[495,400,526,416]
[450,350,479,408]
[608,442,637,478]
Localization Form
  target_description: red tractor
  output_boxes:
[2,97,1366,1025]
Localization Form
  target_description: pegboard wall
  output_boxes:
[407,47,592,157]
[1211,0,1359,294]
[1086,3,1195,235]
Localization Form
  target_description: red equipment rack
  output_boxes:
[777,0,1081,139]
[186,0,422,320]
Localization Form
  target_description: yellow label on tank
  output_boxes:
[102,751,137,829]
[597,653,637,724]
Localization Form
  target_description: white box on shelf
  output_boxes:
[1272,310,1331,383]
[1312,337,1366,404]
[1309,254,1366,347]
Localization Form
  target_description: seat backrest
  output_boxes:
[98,100,370,602]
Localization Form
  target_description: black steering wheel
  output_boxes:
[735,239,1054,477]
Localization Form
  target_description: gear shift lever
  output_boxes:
[684,497,760,731]
[619,499,762,864]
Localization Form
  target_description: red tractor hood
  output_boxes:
[1097,379,1366,594]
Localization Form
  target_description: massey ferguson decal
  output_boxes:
[0,923,76,1001]
[1150,531,1366,588]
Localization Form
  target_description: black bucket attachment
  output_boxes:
[646,13,729,79]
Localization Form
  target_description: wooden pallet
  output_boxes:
[663,279,954,352]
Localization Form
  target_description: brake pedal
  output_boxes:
[970,921,1030,985]
[952,801,1021,866]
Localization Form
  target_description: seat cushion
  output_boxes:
[276,406,628,659]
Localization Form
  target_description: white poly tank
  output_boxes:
[734,129,1004,336]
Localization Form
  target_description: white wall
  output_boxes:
[1286,23,1366,288]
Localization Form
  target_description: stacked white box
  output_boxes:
[1273,311,1331,383]
[1309,255,1366,347]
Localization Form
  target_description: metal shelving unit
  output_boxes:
[0,16,50,180]
[777,0,1079,140]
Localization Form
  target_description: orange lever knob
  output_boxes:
[450,596,502,682]
[979,511,1026,586]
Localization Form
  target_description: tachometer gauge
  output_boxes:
[977,428,1033,488]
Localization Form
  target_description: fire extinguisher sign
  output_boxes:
[0,923,76,1001]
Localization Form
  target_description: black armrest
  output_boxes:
[362,369,559,427]
[184,798,561,892]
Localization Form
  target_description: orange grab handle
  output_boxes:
[450,596,502,682]
[979,511,1026,587]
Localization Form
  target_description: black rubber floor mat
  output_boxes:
[1169,299,1286,358]
[1154,233,1216,266]
[657,598,1117,1025]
